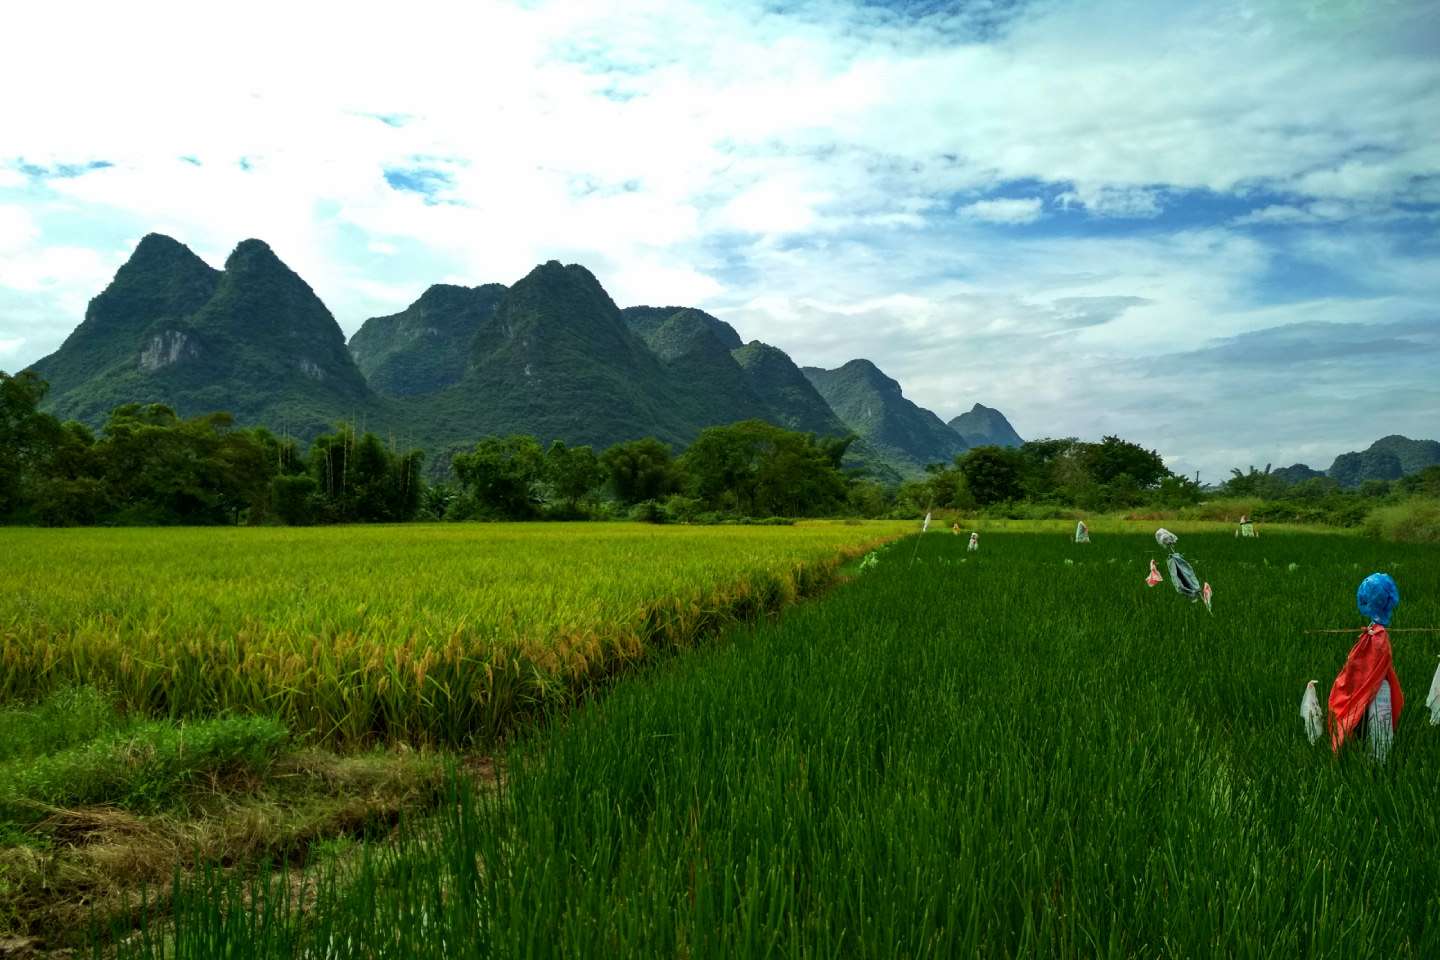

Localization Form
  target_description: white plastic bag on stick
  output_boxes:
[1300,681,1323,744]
[1426,658,1440,726]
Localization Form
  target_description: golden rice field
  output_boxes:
[0,521,907,744]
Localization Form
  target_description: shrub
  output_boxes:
[628,499,668,524]
[1364,499,1440,544]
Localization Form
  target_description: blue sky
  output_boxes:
[1,0,1437,478]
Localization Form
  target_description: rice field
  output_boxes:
[0,522,907,745]
[112,528,1440,958]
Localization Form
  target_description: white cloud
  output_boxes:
[0,338,23,357]
[0,206,39,254]
[1056,186,1163,219]
[0,0,1435,475]
[958,197,1043,224]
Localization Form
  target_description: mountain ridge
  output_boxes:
[25,234,1015,483]
[802,359,968,476]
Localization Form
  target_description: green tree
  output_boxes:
[682,420,849,517]
[601,438,682,505]
[271,474,319,525]
[846,481,891,518]
[956,446,1024,506]
[453,435,546,519]
[1013,438,1081,501]
[1083,435,1169,489]
[308,425,424,523]
[1222,464,1286,500]
[32,420,106,526]
[0,370,66,520]
[94,405,273,524]
[1397,465,1440,498]
[1155,474,1202,508]
[419,482,458,521]
[545,441,605,510]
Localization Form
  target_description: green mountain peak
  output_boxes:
[949,403,1023,448]
[350,283,508,397]
[622,306,743,352]
[30,235,376,438]
[416,259,695,452]
[803,359,967,476]
[28,233,220,404]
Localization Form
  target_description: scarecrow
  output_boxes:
[1148,528,1212,612]
[1326,573,1403,762]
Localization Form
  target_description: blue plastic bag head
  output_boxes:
[1356,573,1399,626]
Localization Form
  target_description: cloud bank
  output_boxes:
[1,0,1437,477]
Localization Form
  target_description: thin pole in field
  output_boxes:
[1306,627,1440,634]
[909,495,935,568]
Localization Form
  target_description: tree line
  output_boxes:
[896,436,1201,514]
[1,371,860,525]
[13,369,1417,528]
[1,371,422,526]
[1219,462,1440,526]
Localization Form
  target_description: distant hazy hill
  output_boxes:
[1327,435,1440,488]
[350,283,507,397]
[26,235,1020,483]
[802,359,968,476]
[1270,463,1326,485]
[948,403,1023,448]
[1265,436,1440,489]
[32,235,375,438]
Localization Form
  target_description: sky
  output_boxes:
[1,0,1437,480]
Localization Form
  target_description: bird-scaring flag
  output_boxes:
[1427,657,1440,726]
[922,512,931,533]
[1300,681,1324,744]
[968,532,979,553]
[1146,559,1163,587]
[1150,528,1203,600]
[1202,582,1213,613]
[1075,521,1090,543]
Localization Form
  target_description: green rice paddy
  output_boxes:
[103,528,1440,958]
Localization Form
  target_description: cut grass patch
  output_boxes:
[0,690,451,950]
